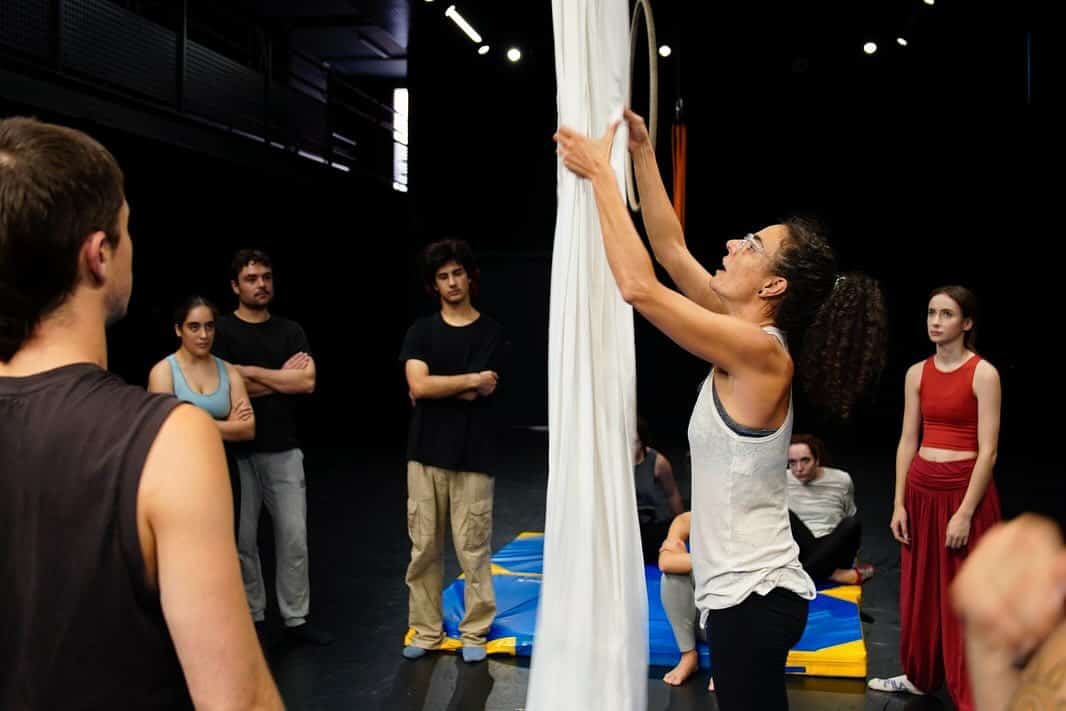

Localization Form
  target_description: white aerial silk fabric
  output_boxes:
[526,1,648,709]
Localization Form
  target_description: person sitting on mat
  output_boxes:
[658,512,715,692]
[635,415,684,564]
[787,434,874,585]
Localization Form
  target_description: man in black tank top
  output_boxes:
[0,118,282,709]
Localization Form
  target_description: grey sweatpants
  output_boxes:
[661,572,704,652]
[237,449,310,626]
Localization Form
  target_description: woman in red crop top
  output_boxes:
[869,286,1002,710]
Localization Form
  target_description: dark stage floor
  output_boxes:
[249,428,1051,711]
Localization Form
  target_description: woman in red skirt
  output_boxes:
[868,285,1002,711]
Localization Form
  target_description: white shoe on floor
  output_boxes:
[867,674,925,695]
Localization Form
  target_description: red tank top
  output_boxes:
[919,354,981,451]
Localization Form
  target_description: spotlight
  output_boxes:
[863,42,878,55]
[478,45,490,55]
[507,47,522,62]
[444,5,482,43]
[658,45,672,58]
[896,37,908,47]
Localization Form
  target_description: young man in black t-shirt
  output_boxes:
[213,249,331,646]
[400,240,505,663]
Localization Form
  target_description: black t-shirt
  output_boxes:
[213,313,311,453]
[400,312,506,473]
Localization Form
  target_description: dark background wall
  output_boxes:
[406,0,1060,521]
[3,0,1061,522]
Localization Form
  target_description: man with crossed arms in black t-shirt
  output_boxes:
[400,239,505,664]
[214,249,331,646]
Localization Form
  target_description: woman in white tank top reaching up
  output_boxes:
[554,111,887,710]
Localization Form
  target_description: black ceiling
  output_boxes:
[239,0,409,78]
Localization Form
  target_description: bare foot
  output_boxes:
[830,563,875,585]
[663,649,699,686]
[830,568,860,585]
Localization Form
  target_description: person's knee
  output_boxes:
[459,501,493,552]
[276,516,309,558]
[660,572,694,593]
[840,515,862,538]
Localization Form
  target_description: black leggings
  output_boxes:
[788,512,862,582]
[705,588,809,711]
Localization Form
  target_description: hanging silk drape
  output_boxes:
[526,1,648,709]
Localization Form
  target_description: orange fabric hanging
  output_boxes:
[671,122,687,230]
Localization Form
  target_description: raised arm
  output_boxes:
[625,109,725,314]
[139,406,283,710]
[554,122,788,378]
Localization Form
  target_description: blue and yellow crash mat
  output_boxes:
[404,532,866,677]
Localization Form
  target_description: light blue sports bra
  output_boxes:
[166,354,230,420]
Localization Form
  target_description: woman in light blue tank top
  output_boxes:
[148,296,255,442]
[556,113,888,709]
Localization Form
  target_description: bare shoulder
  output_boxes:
[147,358,174,392]
[905,360,926,388]
[975,358,1000,383]
[143,405,224,492]
[137,404,226,582]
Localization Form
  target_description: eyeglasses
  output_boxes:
[737,232,766,256]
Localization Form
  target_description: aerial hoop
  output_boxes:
[625,0,658,212]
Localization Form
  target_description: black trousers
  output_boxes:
[789,512,862,582]
[705,588,809,711]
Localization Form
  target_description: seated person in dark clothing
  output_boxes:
[634,415,684,564]
[788,434,874,585]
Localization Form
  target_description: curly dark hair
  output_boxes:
[230,248,272,282]
[771,217,888,420]
[421,239,480,298]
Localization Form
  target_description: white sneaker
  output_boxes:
[867,675,925,695]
